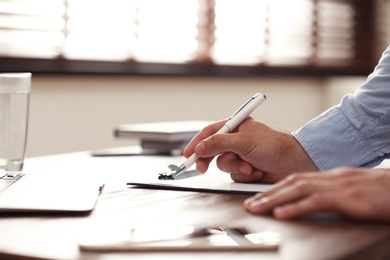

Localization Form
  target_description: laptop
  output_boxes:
[0,165,104,213]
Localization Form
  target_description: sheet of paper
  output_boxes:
[127,163,273,195]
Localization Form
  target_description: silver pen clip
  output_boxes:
[158,164,200,180]
[229,93,259,119]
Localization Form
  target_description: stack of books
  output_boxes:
[114,120,211,154]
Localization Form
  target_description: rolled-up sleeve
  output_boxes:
[293,46,390,170]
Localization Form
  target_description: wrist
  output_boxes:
[281,131,319,173]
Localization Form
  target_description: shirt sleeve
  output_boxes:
[293,45,390,171]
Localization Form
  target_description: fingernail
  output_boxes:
[251,201,267,212]
[245,197,269,208]
[239,164,249,175]
[244,197,254,204]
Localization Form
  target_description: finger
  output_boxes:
[244,177,330,215]
[214,152,265,183]
[248,173,317,201]
[197,152,265,182]
[230,171,265,183]
[183,120,227,158]
[273,192,338,219]
[194,127,253,157]
[243,186,306,215]
[268,171,329,194]
[216,152,253,175]
[195,157,214,173]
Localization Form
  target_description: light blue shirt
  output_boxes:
[293,45,390,171]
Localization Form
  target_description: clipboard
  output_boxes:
[127,179,271,195]
[78,225,281,252]
[127,164,273,195]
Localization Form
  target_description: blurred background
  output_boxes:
[0,0,388,157]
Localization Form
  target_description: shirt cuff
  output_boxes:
[292,107,377,171]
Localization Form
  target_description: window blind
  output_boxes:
[0,0,382,74]
[0,0,65,58]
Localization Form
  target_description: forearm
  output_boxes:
[293,45,390,170]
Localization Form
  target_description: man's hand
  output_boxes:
[244,167,390,221]
[184,117,318,183]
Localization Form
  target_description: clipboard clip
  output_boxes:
[158,164,201,180]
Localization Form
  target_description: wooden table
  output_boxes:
[1,151,390,260]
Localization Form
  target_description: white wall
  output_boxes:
[26,75,365,157]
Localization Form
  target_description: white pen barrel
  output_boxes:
[181,126,228,171]
[215,124,232,134]
[183,153,199,169]
[177,93,266,175]
[183,125,230,170]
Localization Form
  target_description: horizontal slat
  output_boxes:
[0,0,381,73]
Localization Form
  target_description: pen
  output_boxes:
[172,92,267,179]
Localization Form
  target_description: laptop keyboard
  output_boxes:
[0,172,25,192]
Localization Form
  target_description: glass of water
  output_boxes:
[0,73,31,171]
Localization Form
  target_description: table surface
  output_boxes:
[1,150,390,260]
